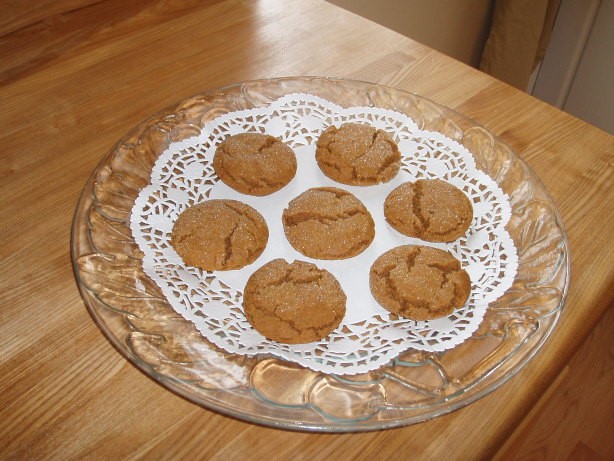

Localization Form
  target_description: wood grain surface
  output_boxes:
[497,304,614,461]
[1,1,612,459]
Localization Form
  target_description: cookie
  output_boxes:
[315,123,401,185]
[369,245,471,320]
[384,179,473,242]
[282,187,375,259]
[213,133,297,196]
[243,259,346,344]
[171,199,268,271]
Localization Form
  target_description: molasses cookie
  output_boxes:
[315,123,401,185]
[243,259,347,344]
[171,199,268,271]
[213,133,297,196]
[370,245,471,321]
[282,187,375,259]
[384,179,473,242]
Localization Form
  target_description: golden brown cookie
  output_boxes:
[315,123,401,185]
[213,133,297,196]
[282,187,375,259]
[243,259,347,344]
[370,245,471,321]
[171,199,268,271]
[384,179,473,242]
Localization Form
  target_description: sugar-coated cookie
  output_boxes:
[213,133,297,196]
[370,245,471,320]
[171,199,268,271]
[315,123,400,185]
[243,259,346,344]
[282,187,375,259]
[384,179,473,242]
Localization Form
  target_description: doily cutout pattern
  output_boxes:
[130,93,518,375]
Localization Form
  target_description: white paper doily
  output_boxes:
[130,93,518,375]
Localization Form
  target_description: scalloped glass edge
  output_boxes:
[71,76,569,432]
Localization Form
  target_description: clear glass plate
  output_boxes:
[71,77,569,431]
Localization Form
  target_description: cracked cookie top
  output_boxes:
[370,245,471,320]
[171,199,268,271]
[243,259,346,344]
[384,179,473,242]
[315,122,401,185]
[213,133,297,196]
[282,187,375,259]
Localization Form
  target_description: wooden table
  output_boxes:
[1,1,612,459]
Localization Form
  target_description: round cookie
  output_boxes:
[171,199,268,271]
[243,259,347,344]
[370,245,471,321]
[315,123,401,185]
[213,133,297,196]
[282,187,375,259]
[384,179,473,242]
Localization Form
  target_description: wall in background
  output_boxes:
[532,0,613,134]
[326,0,494,68]
[328,0,612,133]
